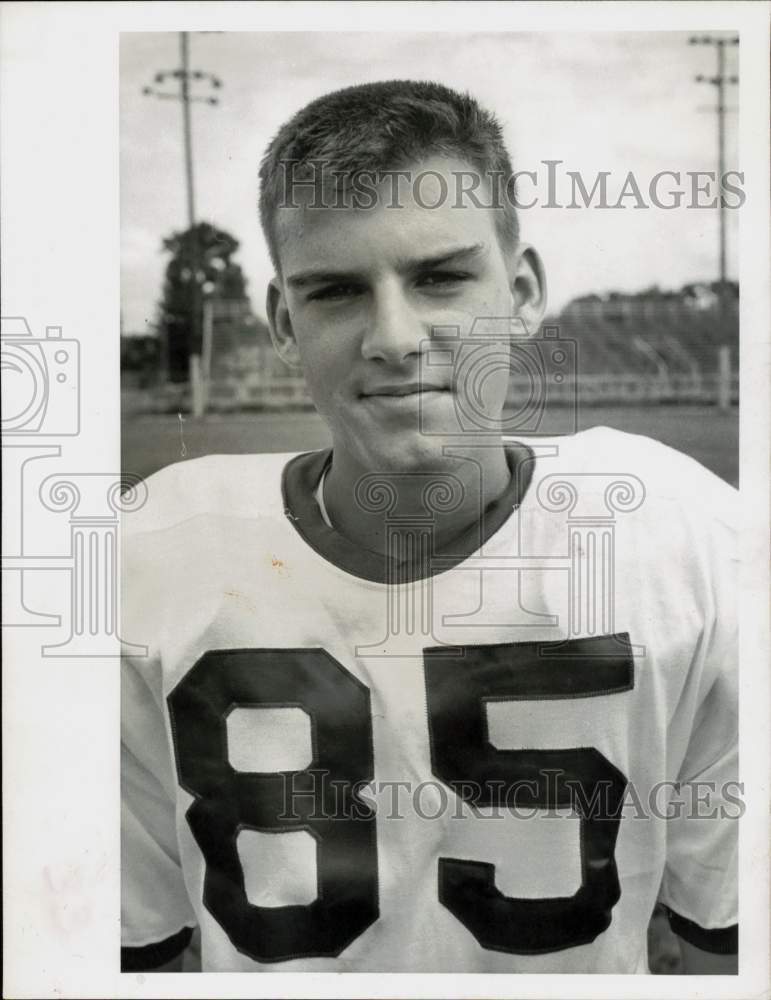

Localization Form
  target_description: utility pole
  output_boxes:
[689,35,739,296]
[180,32,196,228]
[142,33,221,412]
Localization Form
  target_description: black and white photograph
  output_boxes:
[2,3,770,998]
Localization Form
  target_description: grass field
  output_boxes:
[122,402,738,975]
[123,404,738,486]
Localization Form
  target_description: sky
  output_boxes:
[120,30,740,332]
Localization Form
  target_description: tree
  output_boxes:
[158,221,251,382]
[120,334,161,388]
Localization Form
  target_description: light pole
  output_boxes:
[142,32,222,411]
[689,35,739,300]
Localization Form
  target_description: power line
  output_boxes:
[689,35,738,294]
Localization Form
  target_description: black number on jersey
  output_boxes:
[424,634,632,954]
[168,635,632,962]
[167,648,378,962]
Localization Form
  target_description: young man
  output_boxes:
[121,80,738,974]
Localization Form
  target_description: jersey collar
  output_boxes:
[281,443,535,584]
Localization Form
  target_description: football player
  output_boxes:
[121,80,738,974]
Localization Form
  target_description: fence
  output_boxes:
[122,367,738,416]
[122,300,739,415]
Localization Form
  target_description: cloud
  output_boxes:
[120,31,740,326]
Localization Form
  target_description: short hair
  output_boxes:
[258,79,519,273]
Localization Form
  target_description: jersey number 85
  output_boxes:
[168,635,632,962]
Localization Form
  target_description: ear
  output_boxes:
[266,278,303,370]
[508,244,547,337]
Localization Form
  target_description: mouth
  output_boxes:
[360,382,451,400]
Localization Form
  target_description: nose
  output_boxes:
[360,279,428,365]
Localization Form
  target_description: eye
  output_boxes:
[307,282,362,303]
[417,271,471,290]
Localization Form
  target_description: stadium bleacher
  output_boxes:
[121,286,739,413]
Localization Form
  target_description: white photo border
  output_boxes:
[2,2,768,998]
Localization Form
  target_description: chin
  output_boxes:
[359,433,461,475]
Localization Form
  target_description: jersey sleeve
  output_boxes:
[120,468,199,969]
[121,651,197,968]
[658,498,739,954]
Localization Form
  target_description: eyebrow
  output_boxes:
[285,242,489,288]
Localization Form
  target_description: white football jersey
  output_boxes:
[120,427,738,973]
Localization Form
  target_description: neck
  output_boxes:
[323,443,513,560]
